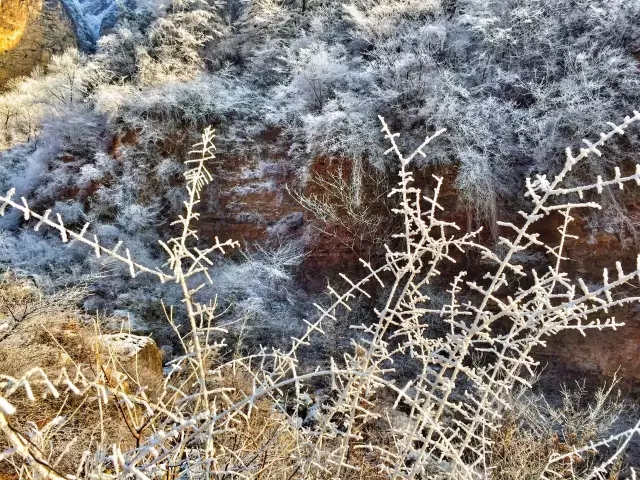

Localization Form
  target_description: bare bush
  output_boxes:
[0,270,86,338]
[287,159,393,251]
[490,375,631,479]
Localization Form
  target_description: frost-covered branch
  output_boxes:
[2,113,640,479]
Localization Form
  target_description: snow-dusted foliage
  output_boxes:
[4,32,640,480]
[2,113,640,478]
[337,0,640,224]
[6,0,640,189]
[0,0,637,313]
[0,3,640,473]
[0,0,234,307]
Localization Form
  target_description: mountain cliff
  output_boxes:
[0,0,124,87]
[59,0,121,51]
[0,0,77,87]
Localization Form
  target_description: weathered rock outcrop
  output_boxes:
[98,333,164,376]
[0,0,77,88]
[533,221,640,384]
[192,139,640,384]
[0,0,31,52]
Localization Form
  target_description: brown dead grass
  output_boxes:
[0,278,165,476]
[0,278,393,479]
[0,317,133,474]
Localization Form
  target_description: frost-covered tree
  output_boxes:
[338,0,640,226]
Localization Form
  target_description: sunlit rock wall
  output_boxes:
[0,0,77,87]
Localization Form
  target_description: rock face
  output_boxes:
[0,0,31,53]
[195,139,304,246]
[0,0,77,88]
[59,0,122,51]
[188,136,640,383]
[533,219,640,384]
[98,333,164,376]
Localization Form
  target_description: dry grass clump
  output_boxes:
[196,367,301,480]
[0,275,164,475]
[489,379,630,479]
[0,273,95,376]
[0,270,85,329]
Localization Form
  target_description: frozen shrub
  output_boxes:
[1,115,640,478]
[210,241,311,349]
[116,203,160,233]
[0,50,91,150]
[340,0,640,225]
[490,377,631,479]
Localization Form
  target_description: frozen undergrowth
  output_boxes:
[0,0,638,321]
[1,113,640,478]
